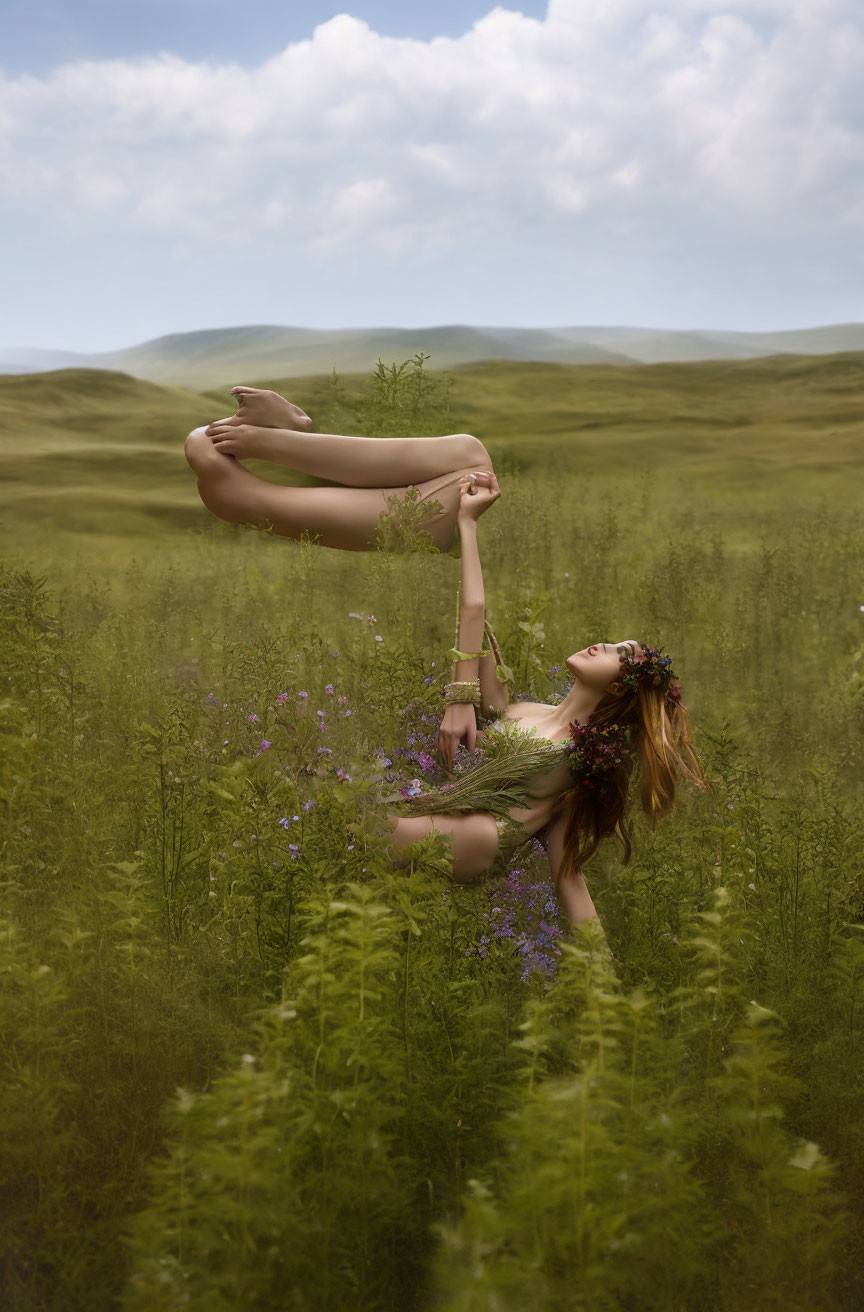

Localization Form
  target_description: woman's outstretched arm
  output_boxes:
[437,476,500,772]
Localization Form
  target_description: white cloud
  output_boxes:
[0,0,862,260]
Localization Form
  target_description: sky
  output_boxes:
[1,0,863,352]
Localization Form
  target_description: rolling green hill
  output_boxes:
[4,321,864,388]
[1,351,861,571]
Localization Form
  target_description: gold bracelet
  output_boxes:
[444,680,481,706]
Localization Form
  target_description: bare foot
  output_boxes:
[206,386,314,432]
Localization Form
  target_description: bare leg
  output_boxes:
[204,419,494,490]
[184,427,488,552]
[383,811,501,884]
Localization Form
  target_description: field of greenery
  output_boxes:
[2,349,864,1309]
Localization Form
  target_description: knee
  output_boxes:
[184,426,218,476]
[459,433,494,474]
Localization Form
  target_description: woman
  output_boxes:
[183,385,497,552]
[382,477,705,933]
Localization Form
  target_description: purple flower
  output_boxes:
[318,747,333,756]
[205,692,218,704]
[298,691,308,699]
[343,708,353,717]
[337,695,348,705]
[402,779,423,797]
[374,635,383,643]
[347,843,355,851]
[316,709,325,718]
[336,768,352,782]
[417,750,437,773]
[255,739,272,756]
[276,692,288,704]
[324,684,334,695]
[248,712,260,723]
[302,800,316,811]
[288,843,300,851]
[278,817,291,829]
[331,652,340,658]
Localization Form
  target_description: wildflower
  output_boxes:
[316,709,325,718]
[374,635,383,643]
[276,692,289,704]
[255,739,272,756]
[206,692,218,704]
[250,834,257,843]
[344,708,353,717]
[223,739,229,746]
[317,747,333,756]
[302,800,316,811]
[402,779,423,797]
[348,843,355,851]
[336,768,350,781]
[248,712,260,722]
[331,651,340,658]
[288,843,300,851]
[417,749,437,773]
[324,684,334,694]
[337,695,348,705]
[278,818,291,830]
[298,691,308,699]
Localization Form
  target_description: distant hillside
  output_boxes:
[2,322,864,389]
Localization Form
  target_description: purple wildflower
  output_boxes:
[276,692,289,704]
[324,684,334,694]
[298,691,308,699]
[302,800,316,811]
[248,712,260,723]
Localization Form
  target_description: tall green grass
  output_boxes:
[1,352,863,1308]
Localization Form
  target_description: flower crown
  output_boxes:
[565,719,631,789]
[614,644,682,706]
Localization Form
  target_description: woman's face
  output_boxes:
[566,639,643,692]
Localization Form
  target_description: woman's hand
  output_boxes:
[457,471,501,523]
[438,702,478,775]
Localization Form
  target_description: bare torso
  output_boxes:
[478,700,574,839]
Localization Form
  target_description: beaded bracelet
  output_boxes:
[444,680,481,706]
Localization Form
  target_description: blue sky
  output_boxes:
[2,0,862,352]
[3,1,548,74]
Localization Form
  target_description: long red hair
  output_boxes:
[546,671,706,881]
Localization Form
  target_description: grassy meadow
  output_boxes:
[1,350,864,1309]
